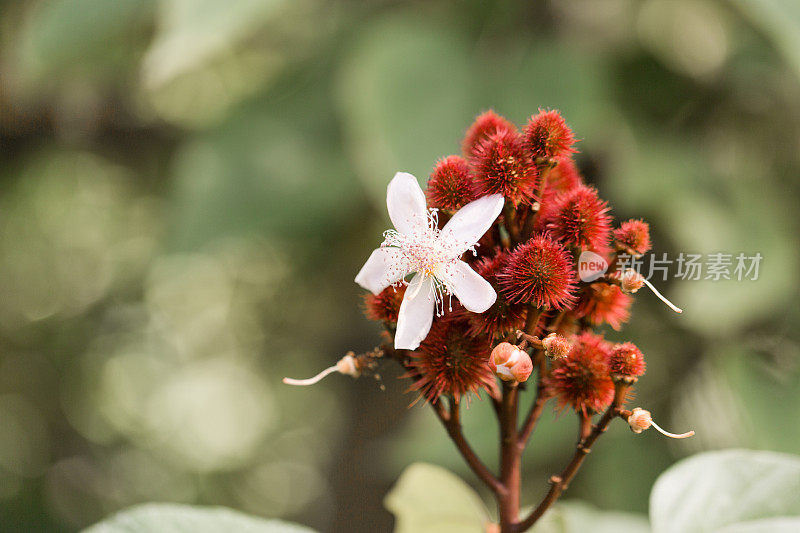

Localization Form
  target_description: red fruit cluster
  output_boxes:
[524,109,577,160]
[497,235,577,310]
[546,332,615,415]
[364,285,406,324]
[575,283,632,331]
[614,219,651,257]
[407,318,497,404]
[609,342,646,378]
[462,110,517,157]
[359,109,659,406]
[543,186,611,251]
[427,155,478,212]
[471,129,539,207]
[463,253,528,342]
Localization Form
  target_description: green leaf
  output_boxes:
[650,449,800,533]
[385,463,489,533]
[18,0,154,78]
[81,503,316,532]
[730,0,800,81]
[142,0,287,87]
[715,517,800,533]
[532,502,650,533]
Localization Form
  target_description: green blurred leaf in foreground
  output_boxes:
[389,450,800,532]
[81,503,317,533]
[384,462,648,533]
[650,449,800,533]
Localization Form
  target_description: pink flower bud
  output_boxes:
[541,333,571,359]
[620,269,645,294]
[489,342,533,383]
[627,407,694,439]
[627,407,652,433]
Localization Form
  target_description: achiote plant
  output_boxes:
[285,109,693,532]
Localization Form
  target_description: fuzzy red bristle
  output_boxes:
[406,318,496,404]
[614,219,652,257]
[462,253,528,342]
[523,109,577,160]
[363,285,406,324]
[609,342,646,377]
[426,155,478,212]
[462,110,517,157]
[471,129,539,207]
[545,332,614,415]
[497,235,577,310]
[545,155,583,193]
[575,283,632,331]
[544,185,611,251]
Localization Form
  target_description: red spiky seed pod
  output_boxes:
[407,318,496,404]
[462,110,517,157]
[471,129,539,207]
[489,342,533,383]
[545,155,583,194]
[546,332,614,415]
[609,342,646,378]
[497,235,577,310]
[364,285,406,324]
[523,109,577,161]
[463,253,527,342]
[614,219,651,257]
[426,155,478,212]
[575,283,632,331]
[544,185,611,251]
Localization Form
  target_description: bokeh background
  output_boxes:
[1,0,799,531]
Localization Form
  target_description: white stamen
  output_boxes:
[283,355,359,386]
[627,407,694,439]
[642,278,682,313]
[650,419,695,439]
[283,366,339,386]
[379,208,472,312]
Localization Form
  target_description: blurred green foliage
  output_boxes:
[1,0,799,531]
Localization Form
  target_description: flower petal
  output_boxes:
[440,194,504,254]
[394,274,435,350]
[387,172,428,235]
[442,260,497,313]
[354,247,408,294]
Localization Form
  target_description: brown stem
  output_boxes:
[547,311,567,335]
[578,412,592,441]
[520,158,556,241]
[503,203,522,247]
[515,382,631,532]
[430,397,503,494]
[523,305,544,336]
[498,381,521,532]
[518,349,547,445]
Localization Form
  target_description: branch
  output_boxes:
[518,350,547,445]
[498,381,521,530]
[503,203,523,247]
[515,382,630,532]
[430,397,504,494]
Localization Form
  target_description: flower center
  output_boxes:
[381,209,457,279]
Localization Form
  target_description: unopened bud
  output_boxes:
[283,354,360,386]
[619,269,682,314]
[627,407,652,433]
[620,269,645,294]
[541,333,571,359]
[627,407,694,439]
[489,342,533,383]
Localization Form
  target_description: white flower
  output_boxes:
[355,172,504,350]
